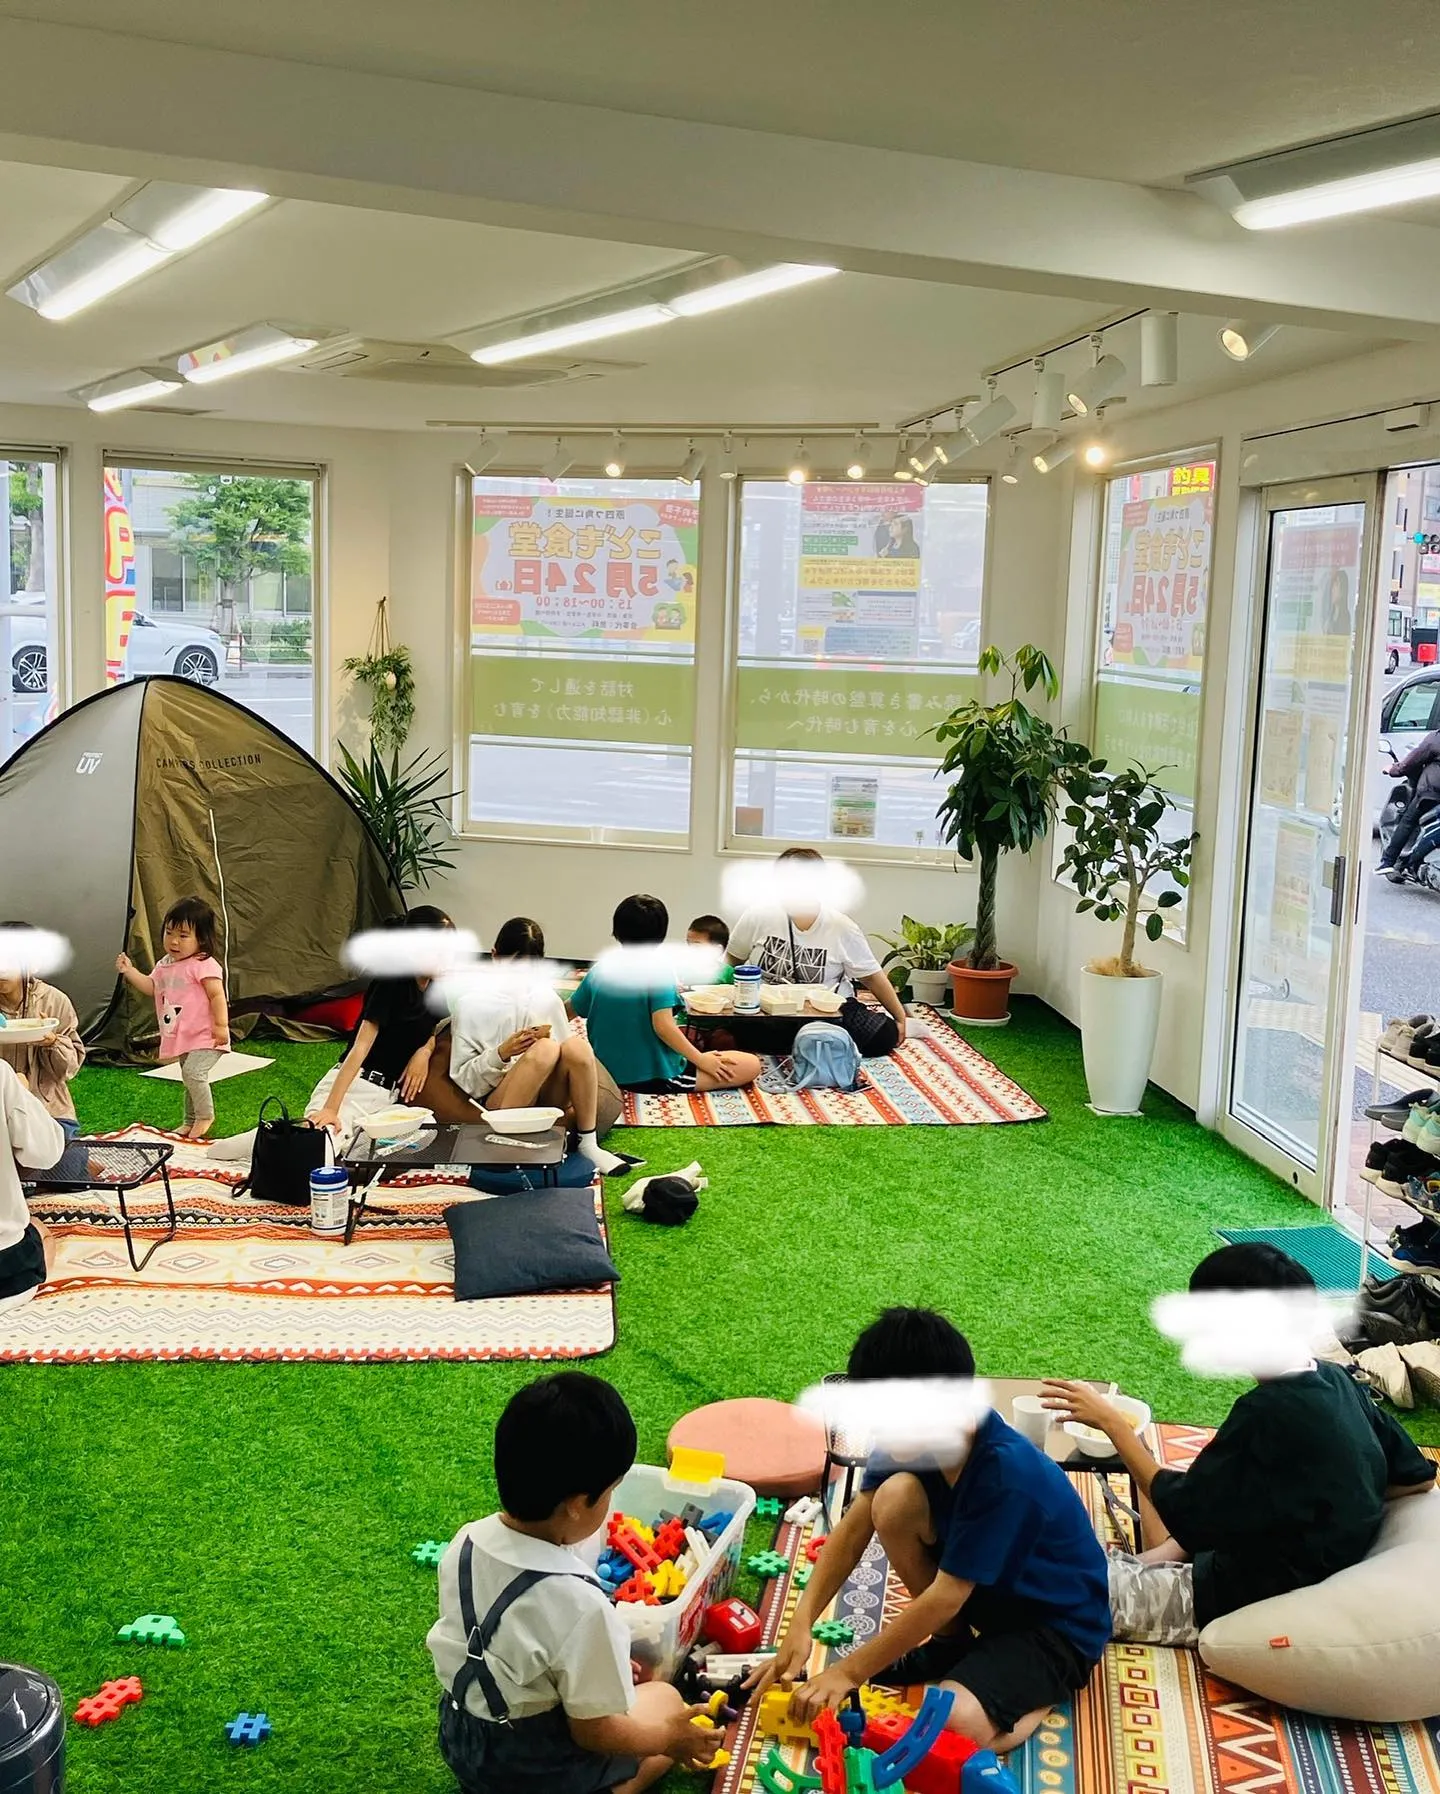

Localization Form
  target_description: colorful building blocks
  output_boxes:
[960,1750,1021,1794]
[411,1540,445,1567]
[614,1572,659,1605]
[117,1613,186,1647]
[785,1495,824,1526]
[902,1730,983,1794]
[746,1550,790,1580]
[757,1748,822,1794]
[814,1709,848,1794]
[872,1686,955,1790]
[755,1496,784,1519]
[73,1677,143,1727]
[794,1565,812,1590]
[699,1510,733,1539]
[812,1618,855,1647]
[649,1560,688,1599]
[610,1522,661,1575]
[703,1597,762,1655]
[845,1748,879,1794]
[652,1516,688,1561]
[805,1537,829,1562]
[757,1686,819,1748]
[224,1712,272,1747]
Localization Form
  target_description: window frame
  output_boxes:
[0,444,68,759]
[100,452,325,762]
[719,472,993,866]
[452,465,701,851]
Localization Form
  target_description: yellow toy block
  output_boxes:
[756,1686,818,1747]
[859,1685,918,1722]
[650,1560,688,1599]
[691,1692,732,1772]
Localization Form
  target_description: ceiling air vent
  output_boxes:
[289,339,631,389]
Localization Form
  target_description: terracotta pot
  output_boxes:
[947,960,1017,1026]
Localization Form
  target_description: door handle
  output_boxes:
[1330,853,1347,927]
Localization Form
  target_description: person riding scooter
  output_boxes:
[1379,728,1440,878]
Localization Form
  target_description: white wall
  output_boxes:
[0,399,1072,968]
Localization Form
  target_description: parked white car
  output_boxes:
[7,603,223,692]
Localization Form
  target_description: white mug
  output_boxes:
[1010,1394,1052,1447]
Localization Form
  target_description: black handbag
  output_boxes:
[237,1095,331,1205]
[787,919,900,1057]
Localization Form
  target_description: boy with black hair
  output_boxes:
[752,1306,1109,1756]
[428,1372,723,1794]
[1044,1243,1436,1645]
[570,896,760,1095]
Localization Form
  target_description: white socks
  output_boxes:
[577,1130,627,1176]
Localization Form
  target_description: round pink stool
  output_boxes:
[667,1398,827,1500]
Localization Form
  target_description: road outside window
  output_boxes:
[1,453,61,768]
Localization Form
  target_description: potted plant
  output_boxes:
[342,595,417,756]
[336,741,458,892]
[1059,760,1199,1114]
[876,917,974,1008]
[933,644,1086,1023]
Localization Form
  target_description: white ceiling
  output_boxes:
[5,0,1440,185]
[0,160,1390,434]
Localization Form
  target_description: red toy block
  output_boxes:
[652,1517,688,1562]
[74,1677,143,1727]
[703,1597,762,1654]
[610,1523,661,1574]
[813,1709,847,1794]
[864,1713,911,1754]
[614,1573,659,1605]
[805,1536,829,1563]
[902,1728,980,1794]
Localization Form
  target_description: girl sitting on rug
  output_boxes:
[0,1058,66,1310]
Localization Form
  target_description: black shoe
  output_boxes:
[874,1636,967,1687]
[1365,1141,1392,1171]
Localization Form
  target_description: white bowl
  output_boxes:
[1064,1394,1151,1457]
[0,1018,58,1045]
[482,1105,565,1135]
[364,1105,433,1139]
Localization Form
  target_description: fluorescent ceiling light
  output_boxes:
[179,323,320,384]
[1066,353,1126,417]
[1190,113,1440,230]
[1219,318,1279,361]
[1235,159,1440,228]
[472,303,673,366]
[6,182,269,321]
[604,434,626,479]
[1033,439,1073,474]
[78,367,184,414]
[667,263,838,316]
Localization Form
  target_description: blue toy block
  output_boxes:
[873,1686,955,1789]
[700,1511,733,1538]
[963,1750,1021,1794]
[224,1712,272,1747]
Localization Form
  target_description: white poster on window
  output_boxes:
[797,484,924,660]
[1106,461,1214,675]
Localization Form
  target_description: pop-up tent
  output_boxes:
[0,676,405,1054]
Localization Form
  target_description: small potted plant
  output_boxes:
[933,644,1086,1024]
[876,917,974,1008]
[1059,760,1199,1113]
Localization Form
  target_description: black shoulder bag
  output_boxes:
[237,1095,332,1205]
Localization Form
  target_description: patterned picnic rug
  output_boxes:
[620,1010,1046,1127]
[0,1127,616,1365]
[717,1424,1440,1794]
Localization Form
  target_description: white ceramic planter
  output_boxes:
[1079,966,1163,1115]
[907,968,952,1008]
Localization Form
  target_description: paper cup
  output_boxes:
[1010,1394,1052,1447]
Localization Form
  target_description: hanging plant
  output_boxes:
[342,595,416,756]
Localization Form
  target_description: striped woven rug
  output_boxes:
[715,1424,1440,1794]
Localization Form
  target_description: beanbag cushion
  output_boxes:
[667,1398,827,1499]
[1198,1488,1440,1721]
[443,1188,618,1302]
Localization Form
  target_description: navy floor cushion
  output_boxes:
[443,1187,619,1302]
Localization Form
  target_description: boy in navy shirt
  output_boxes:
[752,1309,1109,1754]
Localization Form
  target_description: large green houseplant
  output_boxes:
[933,643,1085,1022]
[336,741,458,892]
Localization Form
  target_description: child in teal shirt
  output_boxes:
[571,897,760,1095]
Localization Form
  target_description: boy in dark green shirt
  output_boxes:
[1044,1244,1434,1643]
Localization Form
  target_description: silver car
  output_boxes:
[7,602,222,692]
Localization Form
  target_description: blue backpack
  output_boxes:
[790,1022,862,1091]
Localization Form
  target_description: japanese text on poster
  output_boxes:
[1106,461,1214,674]
[797,483,924,661]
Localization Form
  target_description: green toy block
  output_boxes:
[755,1496,783,1519]
[811,1617,854,1647]
[411,1540,445,1567]
[794,1565,812,1590]
[746,1550,790,1580]
[756,1747,822,1794]
[117,1613,186,1648]
[845,1746,877,1794]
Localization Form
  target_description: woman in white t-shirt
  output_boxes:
[726,848,907,1043]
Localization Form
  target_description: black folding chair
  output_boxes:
[25,1139,178,1272]
[819,1371,874,1530]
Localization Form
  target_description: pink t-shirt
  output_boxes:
[153,954,224,1058]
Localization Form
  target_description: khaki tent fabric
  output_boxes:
[0,678,404,1055]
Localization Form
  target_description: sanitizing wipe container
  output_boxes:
[601,1462,756,1680]
[0,1663,65,1794]
[308,1165,351,1239]
[732,965,762,1014]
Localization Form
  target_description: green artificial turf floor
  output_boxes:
[2,997,1433,1794]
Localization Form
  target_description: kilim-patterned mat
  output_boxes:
[0,1126,616,1365]
[621,1009,1046,1127]
[713,1424,1440,1794]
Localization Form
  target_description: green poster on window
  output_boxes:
[734,665,978,758]
[471,655,694,748]
[1092,677,1200,801]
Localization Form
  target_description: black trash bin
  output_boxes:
[0,1664,64,1794]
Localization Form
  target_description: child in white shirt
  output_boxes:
[0,1058,65,1308]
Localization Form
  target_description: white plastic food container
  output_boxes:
[481,1106,565,1135]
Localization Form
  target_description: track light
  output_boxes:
[787,441,812,485]
[718,433,738,481]
[1032,361,1064,431]
[603,434,626,479]
[468,430,507,475]
[892,437,914,481]
[679,440,706,484]
[909,434,942,475]
[1066,341,1126,416]
[845,435,868,480]
[1000,442,1021,486]
[1032,439,1074,474]
[1140,311,1179,387]
[1081,409,1112,469]
[960,390,1018,449]
[543,438,573,482]
[77,367,184,413]
[178,323,320,384]
[1219,319,1280,361]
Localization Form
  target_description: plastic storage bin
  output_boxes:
[596,1462,756,1681]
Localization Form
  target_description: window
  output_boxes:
[1,450,61,767]
[729,479,987,849]
[1091,453,1216,925]
[465,475,698,841]
[103,463,317,753]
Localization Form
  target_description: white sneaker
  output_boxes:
[1356,1343,1414,1409]
[1400,1341,1440,1407]
[1380,1014,1429,1056]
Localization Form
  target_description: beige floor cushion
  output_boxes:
[1198,1488,1440,1721]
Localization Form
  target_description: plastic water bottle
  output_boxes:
[309,1165,351,1239]
[733,965,762,1014]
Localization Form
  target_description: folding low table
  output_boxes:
[23,1138,178,1272]
[340,1122,568,1244]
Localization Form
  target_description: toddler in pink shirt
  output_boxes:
[117,896,230,1139]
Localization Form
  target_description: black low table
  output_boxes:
[23,1139,177,1272]
[340,1122,568,1243]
